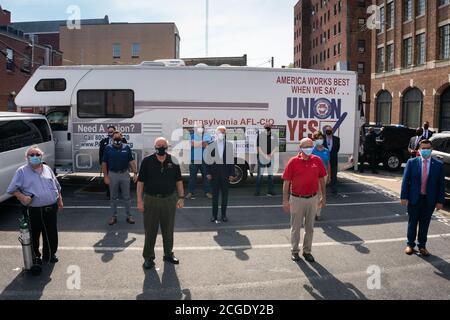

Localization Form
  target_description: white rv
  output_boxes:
[15,63,359,185]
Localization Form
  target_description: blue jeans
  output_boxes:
[256,162,274,194]
[188,163,211,194]
[407,196,434,249]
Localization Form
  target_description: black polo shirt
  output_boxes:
[138,153,182,195]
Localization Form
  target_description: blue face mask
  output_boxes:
[28,156,42,165]
[420,149,432,158]
[314,139,324,147]
[301,147,314,156]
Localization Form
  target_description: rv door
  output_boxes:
[46,107,73,172]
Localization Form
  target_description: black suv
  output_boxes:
[359,124,417,171]
[430,133,450,196]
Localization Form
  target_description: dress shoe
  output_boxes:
[267,191,276,196]
[163,255,180,264]
[143,259,155,269]
[221,216,228,222]
[186,193,194,199]
[43,255,59,263]
[315,215,322,221]
[210,217,217,222]
[405,246,415,255]
[33,257,42,265]
[109,216,117,225]
[254,191,261,196]
[419,248,431,257]
[303,253,315,263]
[291,252,301,261]
[126,216,135,224]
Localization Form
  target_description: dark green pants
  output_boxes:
[143,193,177,260]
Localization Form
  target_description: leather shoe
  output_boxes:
[109,216,117,225]
[419,248,431,257]
[34,257,42,265]
[405,246,415,255]
[163,255,180,264]
[291,253,301,261]
[126,216,135,224]
[210,217,217,222]
[303,253,315,263]
[143,259,155,269]
[221,216,228,222]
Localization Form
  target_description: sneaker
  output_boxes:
[302,253,315,263]
[291,252,301,261]
[267,192,276,196]
[205,193,213,199]
[109,216,117,225]
[186,193,194,199]
[126,216,135,224]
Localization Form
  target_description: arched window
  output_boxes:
[402,88,423,128]
[440,87,450,132]
[376,91,392,125]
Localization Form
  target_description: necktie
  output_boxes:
[421,159,428,195]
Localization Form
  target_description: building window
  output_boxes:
[337,43,342,54]
[5,48,14,72]
[113,43,121,58]
[358,40,366,53]
[386,1,394,29]
[376,47,384,73]
[416,0,425,16]
[402,88,423,128]
[378,6,385,33]
[403,0,412,22]
[358,18,365,30]
[334,24,337,35]
[357,62,365,74]
[386,44,394,71]
[376,91,392,125]
[403,37,413,68]
[132,43,140,58]
[358,0,365,7]
[440,24,450,60]
[77,90,135,118]
[416,33,426,65]
[439,0,450,7]
[338,22,341,33]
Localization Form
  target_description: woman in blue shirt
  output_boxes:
[312,131,330,221]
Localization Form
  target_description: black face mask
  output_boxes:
[417,132,423,137]
[326,130,332,136]
[113,139,122,147]
[156,146,167,156]
[424,125,429,130]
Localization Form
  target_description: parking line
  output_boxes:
[1,233,449,252]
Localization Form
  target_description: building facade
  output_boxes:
[294,0,373,117]
[0,7,62,111]
[60,23,180,65]
[371,0,450,132]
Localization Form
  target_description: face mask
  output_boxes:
[108,132,114,138]
[314,139,324,146]
[113,139,122,147]
[326,130,332,136]
[301,148,314,156]
[28,155,42,166]
[424,125,429,130]
[156,146,167,156]
[420,149,432,158]
[217,133,225,141]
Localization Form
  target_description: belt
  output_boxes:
[30,203,57,212]
[110,169,129,173]
[146,193,173,198]
[291,192,317,199]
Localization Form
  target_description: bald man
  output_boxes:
[137,137,185,269]
[282,138,327,263]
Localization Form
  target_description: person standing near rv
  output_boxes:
[206,126,236,223]
[7,145,63,264]
[187,122,212,200]
[102,131,137,225]
[282,138,327,263]
[312,131,330,221]
[99,126,127,198]
[137,137,185,269]
[255,123,278,197]
[7,92,17,112]
[323,125,340,194]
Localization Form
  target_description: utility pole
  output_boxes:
[205,0,209,57]
[271,57,274,68]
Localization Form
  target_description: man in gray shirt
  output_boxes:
[7,145,63,265]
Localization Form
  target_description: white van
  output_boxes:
[15,63,360,185]
[0,112,55,203]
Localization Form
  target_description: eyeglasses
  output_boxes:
[28,153,42,157]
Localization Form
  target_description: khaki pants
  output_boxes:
[290,195,318,254]
[142,193,177,260]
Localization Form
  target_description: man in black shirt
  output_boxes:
[137,137,185,270]
[359,127,382,174]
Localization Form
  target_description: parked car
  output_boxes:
[359,124,417,171]
[430,133,450,197]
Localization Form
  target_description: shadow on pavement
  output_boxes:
[419,255,450,282]
[320,223,370,254]
[213,228,251,261]
[94,231,136,263]
[0,264,55,300]
[136,263,191,300]
[296,260,367,300]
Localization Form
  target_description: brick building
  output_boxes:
[0,7,62,111]
[294,0,372,117]
[371,0,450,132]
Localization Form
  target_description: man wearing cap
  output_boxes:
[282,138,327,263]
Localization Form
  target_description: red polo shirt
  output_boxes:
[282,154,327,196]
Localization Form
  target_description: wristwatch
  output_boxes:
[178,195,185,199]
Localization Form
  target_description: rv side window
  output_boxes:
[35,79,67,92]
[0,120,47,153]
[47,110,69,131]
[77,90,134,118]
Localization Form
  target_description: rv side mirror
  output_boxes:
[67,132,71,141]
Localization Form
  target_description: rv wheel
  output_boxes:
[230,164,248,187]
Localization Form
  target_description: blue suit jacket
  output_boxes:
[400,157,445,207]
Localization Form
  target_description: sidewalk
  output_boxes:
[340,170,450,218]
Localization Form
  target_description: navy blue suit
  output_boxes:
[206,141,236,220]
[400,157,445,249]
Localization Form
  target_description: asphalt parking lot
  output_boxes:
[0,171,449,300]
